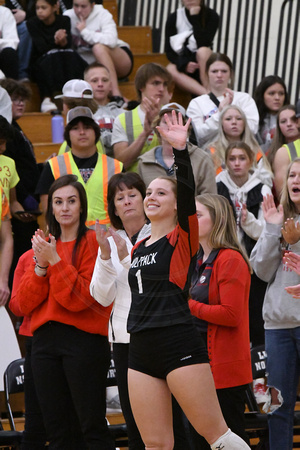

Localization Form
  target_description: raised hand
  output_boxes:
[156,111,191,150]
[262,194,284,225]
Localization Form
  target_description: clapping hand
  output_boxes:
[262,194,284,225]
[281,218,300,244]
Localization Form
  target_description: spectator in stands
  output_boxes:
[27,0,88,112]
[0,6,19,80]
[15,174,115,449]
[250,170,300,450]
[189,193,252,448]
[216,142,271,362]
[0,118,14,306]
[64,0,133,105]
[54,78,104,154]
[5,0,35,81]
[84,62,125,157]
[165,0,219,97]
[268,103,300,199]
[254,75,289,153]
[138,102,217,195]
[207,104,273,188]
[36,106,123,226]
[0,78,41,287]
[186,52,259,147]
[112,63,173,172]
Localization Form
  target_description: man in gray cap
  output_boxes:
[36,106,123,227]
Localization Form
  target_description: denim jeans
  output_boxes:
[17,21,32,79]
[265,327,300,450]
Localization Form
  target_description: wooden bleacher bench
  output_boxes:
[103,0,118,23]
[118,26,152,54]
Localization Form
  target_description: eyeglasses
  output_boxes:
[12,98,26,105]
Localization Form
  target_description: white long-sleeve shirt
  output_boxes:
[187,91,259,147]
[90,223,151,343]
[0,6,19,52]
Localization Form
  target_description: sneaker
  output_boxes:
[253,378,269,404]
[41,97,57,113]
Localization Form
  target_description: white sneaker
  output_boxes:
[211,429,250,449]
[41,97,57,113]
[253,378,269,404]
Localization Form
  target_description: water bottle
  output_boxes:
[51,110,64,143]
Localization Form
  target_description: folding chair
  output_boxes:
[0,358,25,449]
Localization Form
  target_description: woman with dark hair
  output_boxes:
[267,105,300,198]
[189,193,252,449]
[187,52,259,147]
[165,0,219,96]
[90,171,150,449]
[15,174,115,450]
[254,75,289,152]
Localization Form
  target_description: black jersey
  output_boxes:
[127,148,198,333]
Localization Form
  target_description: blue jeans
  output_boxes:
[265,328,300,450]
[17,21,32,79]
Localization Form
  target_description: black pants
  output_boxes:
[190,384,250,449]
[113,342,193,450]
[22,337,47,450]
[32,322,114,450]
[0,47,18,79]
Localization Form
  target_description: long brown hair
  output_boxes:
[281,158,300,221]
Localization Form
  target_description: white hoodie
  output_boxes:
[216,169,272,245]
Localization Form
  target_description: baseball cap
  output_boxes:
[55,79,93,99]
[296,98,300,118]
[159,102,186,118]
[66,106,94,124]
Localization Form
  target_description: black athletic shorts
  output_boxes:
[129,323,209,379]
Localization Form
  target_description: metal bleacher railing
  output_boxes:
[118,0,300,103]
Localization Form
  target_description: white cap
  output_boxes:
[55,79,93,99]
[66,106,94,124]
[0,86,12,124]
[159,102,186,118]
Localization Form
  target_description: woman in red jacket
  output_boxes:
[15,174,114,450]
[189,193,252,449]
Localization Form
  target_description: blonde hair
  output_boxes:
[209,105,261,162]
[280,158,300,221]
[195,193,252,272]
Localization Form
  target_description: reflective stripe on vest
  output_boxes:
[58,140,104,155]
[119,108,159,172]
[49,152,122,225]
[284,139,300,162]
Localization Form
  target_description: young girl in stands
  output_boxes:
[126,110,251,449]
[267,104,300,199]
[207,104,273,188]
[27,0,87,112]
[216,142,271,360]
[186,52,259,147]
[250,159,300,450]
[165,0,219,97]
[254,75,289,153]
[189,193,252,449]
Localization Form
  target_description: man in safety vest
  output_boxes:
[111,63,173,172]
[36,106,123,227]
